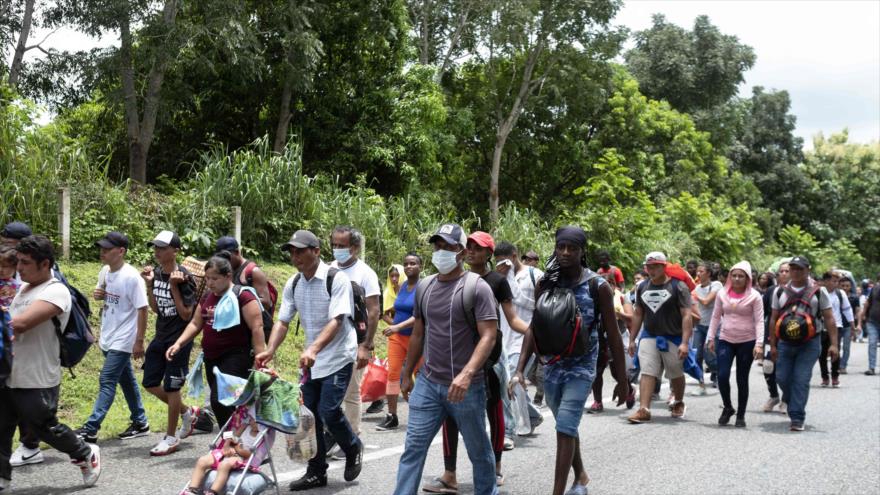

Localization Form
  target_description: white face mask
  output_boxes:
[432,249,460,275]
[333,248,353,264]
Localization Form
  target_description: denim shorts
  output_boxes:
[543,333,598,438]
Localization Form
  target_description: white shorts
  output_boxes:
[638,338,685,380]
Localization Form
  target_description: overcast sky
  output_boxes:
[19,0,880,148]
[614,0,880,148]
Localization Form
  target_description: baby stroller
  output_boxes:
[182,368,304,495]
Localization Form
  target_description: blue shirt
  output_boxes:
[392,281,416,336]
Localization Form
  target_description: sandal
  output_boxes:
[422,476,458,494]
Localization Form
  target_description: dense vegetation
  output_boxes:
[2,2,878,278]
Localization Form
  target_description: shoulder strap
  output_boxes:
[414,274,439,328]
[461,272,479,332]
[326,267,339,296]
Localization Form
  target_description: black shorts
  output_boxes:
[142,339,192,392]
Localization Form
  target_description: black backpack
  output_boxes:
[775,284,822,344]
[415,272,503,367]
[290,268,369,343]
[531,274,601,365]
[50,269,95,377]
[231,285,274,345]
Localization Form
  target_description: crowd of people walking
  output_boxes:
[0,219,877,494]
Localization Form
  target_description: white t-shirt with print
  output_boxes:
[97,263,148,352]
[9,278,71,388]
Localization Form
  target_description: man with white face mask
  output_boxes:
[329,226,380,448]
[394,224,500,495]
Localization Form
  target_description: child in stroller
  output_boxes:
[182,405,275,495]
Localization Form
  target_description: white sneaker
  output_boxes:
[778,402,788,415]
[176,406,199,440]
[10,445,44,467]
[149,435,180,456]
[503,437,515,451]
[73,444,101,487]
[763,397,780,413]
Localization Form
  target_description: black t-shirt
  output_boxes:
[152,265,197,343]
[636,279,692,337]
[481,271,513,307]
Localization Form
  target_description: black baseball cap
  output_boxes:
[147,230,181,249]
[789,256,810,269]
[95,231,130,249]
[429,223,467,247]
[215,236,239,252]
[1,222,32,240]
[281,230,320,251]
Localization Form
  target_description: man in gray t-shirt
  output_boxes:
[769,256,837,431]
[394,224,499,495]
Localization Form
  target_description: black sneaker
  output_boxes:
[74,427,98,444]
[289,472,327,491]
[375,414,399,431]
[366,400,385,414]
[118,422,150,440]
[718,407,735,426]
[344,440,363,482]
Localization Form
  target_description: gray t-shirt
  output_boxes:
[695,281,723,326]
[771,283,832,331]
[9,278,71,389]
[415,273,498,387]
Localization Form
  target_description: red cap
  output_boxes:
[467,231,495,252]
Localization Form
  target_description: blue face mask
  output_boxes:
[333,248,353,264]
[432,249,460,275]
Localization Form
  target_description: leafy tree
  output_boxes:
[625,14,755,114]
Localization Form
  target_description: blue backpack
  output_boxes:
[0,308,12,381]
[51,269,95,376]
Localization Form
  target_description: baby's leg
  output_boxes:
[210,457,243,493]
[188,453,215,490]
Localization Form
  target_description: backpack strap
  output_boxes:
[460,271,480,333]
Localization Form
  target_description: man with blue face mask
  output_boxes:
[394,223,500,495]
[329,226,381,451]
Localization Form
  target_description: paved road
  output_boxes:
[9,342,880,494]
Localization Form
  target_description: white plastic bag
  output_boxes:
[286,405,317,462]
[512,382,532,436]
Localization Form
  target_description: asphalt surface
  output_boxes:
[8,341,880,495]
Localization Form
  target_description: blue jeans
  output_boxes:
[83,349,148,434]
[867,321,879,370]
[301,363,359,476]
[693,325,710,382]
[504,352,543,437]
[543,335,598,438]
[775,337,822,424]
[839,326,852,369]
[394,377,497,495]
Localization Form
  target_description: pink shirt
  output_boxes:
[709,287,764,345]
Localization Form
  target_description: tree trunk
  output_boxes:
[8,0,35,89]
[119,0,179,184]
[489,131,509,224]
[273,72,294,152]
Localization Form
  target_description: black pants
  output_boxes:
[764,351,779,399]
[717,339,755,415]
[1,386,92,480]
[819,331,840,380]
[204,349,252,428]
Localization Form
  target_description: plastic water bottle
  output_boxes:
[513,383,532,436]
